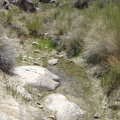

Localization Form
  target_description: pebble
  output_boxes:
[48,59,59,65]
[32,42,39,46]
[94,114,101,119]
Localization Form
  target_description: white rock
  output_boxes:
[28,56,34,60]
[48,59,59,65]
[32,42,39,46]
[94,114,101,119]
[44,32,49,36]
[58,55,64,58]
[22,55,27,61]
[14,66,60,90]
[45,93,85,120]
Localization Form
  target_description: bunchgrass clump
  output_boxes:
[0,38,16,75]
[101,56,120,96]
[81,0,120,95]
[5,9,14,24]
[26,14,43,37]
[83,1,120,64]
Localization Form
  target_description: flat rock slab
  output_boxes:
[0,94,40,120]
[48,59,59,65]
[45,93,85,120]
[14,66,60,90]
[0,112,17,120]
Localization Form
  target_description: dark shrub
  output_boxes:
[0,37,16,75]
[57,37,84,58]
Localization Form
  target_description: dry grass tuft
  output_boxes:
[83,19,120,65]
[101,55,120,96]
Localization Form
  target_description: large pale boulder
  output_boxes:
[45,93,85,120]
[6,66,60,100]
[14,66,60,90]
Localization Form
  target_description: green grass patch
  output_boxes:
[57,58,91,93]
[35,38,55,50]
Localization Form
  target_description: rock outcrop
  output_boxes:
[45,93,85,120]
[2,0,36,12]
[14,66,60,90]
[2,66,60,101]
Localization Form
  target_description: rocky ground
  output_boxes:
[0,35,119,120]
[0,0,120,120]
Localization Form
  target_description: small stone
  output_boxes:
[22,56,27,61]
[38,105,44,109]
[38,96,43,100]
[45,46,48,49]
[48,59,59,65]
[37,93,43,97]
[44,33,49,36]
[28,56,34,60]
[36,58,42,61]
[32,42,39,46]
[94,114,101,119]
[58,55,64,58]
[48,115,55,120]
[102,106,107,110]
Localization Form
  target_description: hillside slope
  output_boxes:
[0,0,120,119]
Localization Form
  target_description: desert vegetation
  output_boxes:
[0,0,120,117]
[83,0,120,95]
